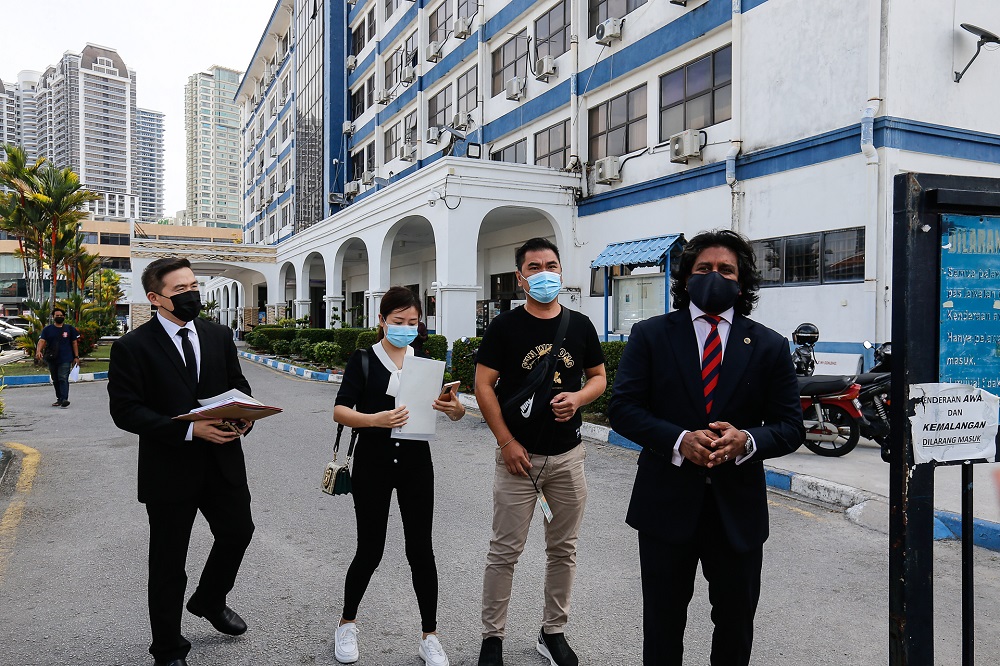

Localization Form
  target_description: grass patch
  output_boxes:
[1,359,110,376]
[87,343,113,359]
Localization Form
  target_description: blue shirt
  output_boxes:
[40,324,79,364]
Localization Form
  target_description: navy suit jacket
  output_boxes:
[608,309,804,552]
[108,316,252,504]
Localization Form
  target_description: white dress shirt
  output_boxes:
[671,304,756,467]
[158,312,200,441]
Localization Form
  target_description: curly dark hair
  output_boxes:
[670,229,761,316]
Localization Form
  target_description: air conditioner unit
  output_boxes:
[346,55,357,72]
[279,95,287,105]
[265,196,273,204]
[594,156,622,184]
[669,129,702,163]
[345,180,360,197]
[505,77,525,101]
[535,55,557,82]
[453,16,472,39]
[595,17,623,46]
[426,42,442,63]
[401,65,416,84]
[451,113,468,130]
[375,89,391,105]
[361,170,375,185]
[426,126,441,144]
[328,192,345,205]
[343,121,355,136]
[400,142,416,161]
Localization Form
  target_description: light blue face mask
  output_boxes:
[523,271,562,304]
[385,324,419,348]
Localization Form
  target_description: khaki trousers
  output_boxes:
[481,442,588,638]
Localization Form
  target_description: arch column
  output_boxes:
[293,299,311,320]
[326,294,344,328]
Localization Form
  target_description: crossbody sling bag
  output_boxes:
[322,349,369,496]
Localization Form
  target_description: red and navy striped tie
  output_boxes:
[701,315,722,414]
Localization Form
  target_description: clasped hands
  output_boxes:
[193,418,251,444]
[679,421,748,468]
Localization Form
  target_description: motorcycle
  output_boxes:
[792,323,866,457]
[858,340,892,462]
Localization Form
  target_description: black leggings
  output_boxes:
[342,458,438,633]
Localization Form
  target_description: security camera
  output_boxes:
[428,191,439,206]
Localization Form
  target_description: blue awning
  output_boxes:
[590,234,685,269]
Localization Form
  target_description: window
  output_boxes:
[385,47,404,90]
[405,32,418,64]
[78,231,99,244]
[429,1,453,44]
[366,75,375,108]
[350,85,366,120]
[351,143,375,180]
[268,213,276,235]
[458,0,476,18]
[352,22,368,56]
[492,30,528,97]
[281,76,289,100]
[281,117,291,142]
[589,0,647,35]
[367,7,376,40]
[490,138,527,164]
[535,119,569,169]
[751,228,865,287]
[385,0,403,20]
[427,86,452,128]
[384,122,401,162]
[457,66,478,115]
[404,109,418,142]
[99,232,130,246]
[536,1,570,60]
[588,84,647,160]
[659,45,732,141]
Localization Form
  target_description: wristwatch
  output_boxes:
[741,430,755,457]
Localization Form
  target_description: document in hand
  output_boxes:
[174,389,282,422]
[392,355,446,441]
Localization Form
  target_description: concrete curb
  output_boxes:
[0,371,108,387]
[239,351,343,383]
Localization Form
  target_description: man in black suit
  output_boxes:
[608,230,804,666]
[108,257,255,666]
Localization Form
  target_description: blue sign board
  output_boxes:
[939,214,1000,389]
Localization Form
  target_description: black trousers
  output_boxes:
[637,487,763,666]
[144,466,254,661]
[342,456,438,633]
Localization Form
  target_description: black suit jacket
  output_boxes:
[108,316,252,504]
[608,309,804,552]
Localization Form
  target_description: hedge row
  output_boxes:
[245,327,370,361]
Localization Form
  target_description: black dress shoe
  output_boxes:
[186,599,248,636]
[153,659,187,666]
[478,636,503,666]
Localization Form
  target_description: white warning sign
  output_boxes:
[909,383,999,464]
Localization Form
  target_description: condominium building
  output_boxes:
[135,108,165,223]
[0,71,41,165]
[185,66,243,229]
[0,78,16,160]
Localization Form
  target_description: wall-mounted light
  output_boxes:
[955,23,1000,82]
[466,142,482,159]
[669,0,687,5]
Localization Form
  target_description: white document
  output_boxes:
[197,389,260,408]
[68,365,80,383]
[392,355,446,441]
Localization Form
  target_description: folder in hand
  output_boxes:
[173,389,282,422]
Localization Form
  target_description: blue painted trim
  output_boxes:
[765,468,793,491]
[484,0,536,42]
[580,162,727,216]
[237,0,287,98]
[239,351,342,383]
[934,511,1000,552]
[383,4,418,48]
[483,80,570,144]
[348,49,378,87]
[608,430,641,451]
[743,0,769,10]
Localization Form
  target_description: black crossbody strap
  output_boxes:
[543,307,571,388]
[333,349,370,461]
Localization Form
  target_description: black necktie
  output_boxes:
[177,328,198,385]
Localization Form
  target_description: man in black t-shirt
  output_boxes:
[474,238,606,666]
[35,307,80,408]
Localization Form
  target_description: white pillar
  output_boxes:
[294,299,311,321]
[367,290,385,328]
[326,295,344,328]
[439,285,479,342]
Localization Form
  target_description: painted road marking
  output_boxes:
[0,443,40,586]
[768,497,819,520]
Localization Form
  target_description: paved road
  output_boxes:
[1,361,999,665]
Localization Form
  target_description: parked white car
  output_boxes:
[0,319,28,337]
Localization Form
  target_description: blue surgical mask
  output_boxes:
[385,324,419,348]
[523,271,562,304]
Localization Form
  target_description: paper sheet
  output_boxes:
[392,355,446,441]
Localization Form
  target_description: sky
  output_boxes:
[0,0,279,217]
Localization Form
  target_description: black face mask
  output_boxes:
[53,316,65,324]
[159,290,202,323]
[687,271,740,315]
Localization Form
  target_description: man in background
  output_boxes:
[35,307,79,408]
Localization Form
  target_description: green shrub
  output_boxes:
[244,329,271,353]
[296,328,339,344]
[355,329,378,351]
[256,328,296,347]
[332,327,367,357]
[289,338,307,356]
[75,320,100,357]
[424,334,448,361]
[585,341,628,416]
[451,336,482,393]
[271,339,291,356]
[312,341,340,367]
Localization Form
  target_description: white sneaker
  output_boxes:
[334,622,359,663]
[419,633,450,666]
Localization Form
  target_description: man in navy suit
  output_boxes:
[109,257,255,666]
[608,230,803,666]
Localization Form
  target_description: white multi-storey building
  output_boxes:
[184,66,244,229]
[181,0,1000,353]
[135,108,165,223]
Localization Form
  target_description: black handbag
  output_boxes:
[499,307,570,429]
[322,349,368,496]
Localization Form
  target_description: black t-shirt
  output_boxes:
[40,324,79,364]
[334,346,432,469]
[477,306,605,456]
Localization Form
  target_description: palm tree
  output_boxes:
[0,144,46,303]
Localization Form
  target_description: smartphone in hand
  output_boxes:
[439,380,460,401]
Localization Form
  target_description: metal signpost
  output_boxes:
[890,174,1000,666]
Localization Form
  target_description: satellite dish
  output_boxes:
[960,23,1000,43]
